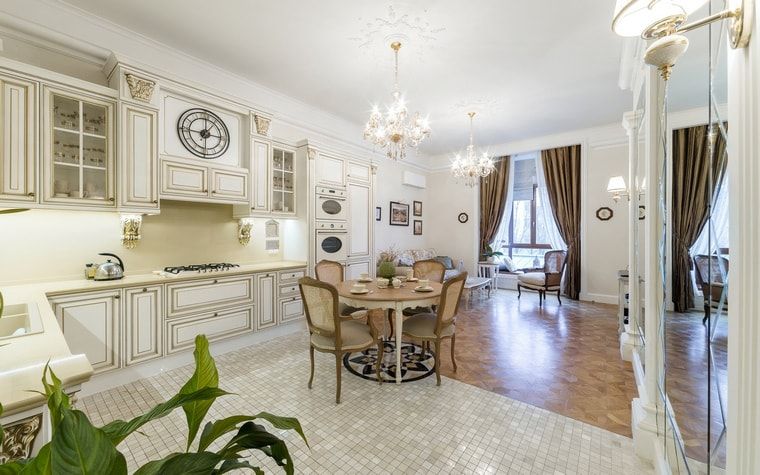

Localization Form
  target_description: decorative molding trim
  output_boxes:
[0,414,42,463]
[307,147,317,161]
[120,214,142,249]
[124,73,155,102]
[253,114,271,136]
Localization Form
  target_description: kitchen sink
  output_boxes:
[0,303,43,340]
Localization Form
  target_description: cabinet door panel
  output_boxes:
[256,273,277,330]
[315,154,344,186]
[51,290,120,373]
[125,286,162,365]
[211,169,248,202]
[251,139,270,210]
[161,159,208,197]
[279,297,304,323]
[346,260,371,281]
[121,105,158,209]
[166,275,254,317]
[348,183,370,258]
[346,161,371,183]
[0,75,36,202]
[167,308,253,353]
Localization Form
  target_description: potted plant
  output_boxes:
[377,245,399,279]
[0,334,306,474]
[482,244,504,264]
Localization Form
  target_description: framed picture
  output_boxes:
[413,220,423,235]
[595,206,613,221]
[458,212,469,223]
[413,200,422,216]
[375,206,382,221]
[389,201,409,226]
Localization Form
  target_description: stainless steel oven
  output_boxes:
[315,221,347,262]
[316,187,347,221]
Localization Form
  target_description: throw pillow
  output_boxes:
[498,256,516,272]
[434,256,454,269]
[397,251,415,267]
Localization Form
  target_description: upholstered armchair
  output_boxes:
[299,277,383,403]
[693,254,729,324]
[517,250,567,305]
[314,259,368,320]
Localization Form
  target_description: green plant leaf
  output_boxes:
[19,443,51,475]
[50,409,127,475]
[101,387,229,446]
[198,412,306,452]
[0,462,24,475]
[215,459,264,474]
[133,452,222,475]
[0,402,4,447]
[40,365,70,432]
[179,335,219,451]
[222,422,294,475]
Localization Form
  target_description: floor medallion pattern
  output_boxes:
[343,340,434,383]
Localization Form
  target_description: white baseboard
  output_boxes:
[579,292,618,305]
[79,322,305,397]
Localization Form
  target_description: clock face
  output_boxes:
[176,108,230,159]
[458,212,469,223]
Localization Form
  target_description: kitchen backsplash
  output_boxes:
[0,201,296,285]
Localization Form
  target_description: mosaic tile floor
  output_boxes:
[78,332,653,474]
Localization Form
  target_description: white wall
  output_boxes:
[0,201,296,285]
[373,160,429,258]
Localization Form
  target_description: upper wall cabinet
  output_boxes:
[271,147,295,214]
[119,104,159,211]
[0,73,37,203]
[346,161,371,184]
[42,85,116,208]
[250,138,270,211]
[234,142,298,218]
[315,153,345,187]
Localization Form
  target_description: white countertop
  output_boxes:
[0,260,307,417]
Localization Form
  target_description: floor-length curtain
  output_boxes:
[491,158,516,252]
[672,124,727,312]
[541,145,581,300]
[479,156,511,256]
[535,153,568,252]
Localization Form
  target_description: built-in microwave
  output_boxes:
[315,187,347,221]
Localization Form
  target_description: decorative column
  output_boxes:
[631,66,666,462]
[620,110,643,361]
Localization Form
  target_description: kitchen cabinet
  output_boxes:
[50,290,121,374]
[166,275,254,317]
[166,307,253,354]
[256,273,277,330]
[124,285,162,365]
[315,153,345,187]
[347,182,371,259]
[0,73,37,203]
[251,138,270,211]
[211,168,248,201]
[346,260,371,280]
[279,297,304,324]
[346,161,371,184]
[271,147,296,215]
[42,86,116,208]
[161,159,208,197]
[120,104,158,211]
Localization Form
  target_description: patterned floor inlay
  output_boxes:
[78,332,653,474]
[343,340,435,383]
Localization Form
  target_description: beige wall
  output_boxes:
[0,201,301,285]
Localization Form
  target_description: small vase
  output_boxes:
[487,256,495,263]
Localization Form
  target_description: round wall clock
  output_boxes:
[177,108,230,159]
[596,206,613,221]
[458,212,469,223]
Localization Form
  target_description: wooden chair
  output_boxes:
[389,259,448,337]
[517,250,567,306]
[314,259,367,320]
[299,277,383,403]
[401,272,468,386]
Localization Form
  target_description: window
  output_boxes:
[505,157,551,269]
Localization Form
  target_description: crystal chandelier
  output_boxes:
[450,112,495,187]
[363,42,431,161]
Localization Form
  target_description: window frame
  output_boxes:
[506,183,551,260]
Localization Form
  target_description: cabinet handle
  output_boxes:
[109,197,115,202]
[203,189,208,193]
[27,192,35,197]
[152,199,158,204]
[213,312,218,317]
[114,295,120,299]
[213,279,218,284]
[211,190,216,194]
[142,288,147,292]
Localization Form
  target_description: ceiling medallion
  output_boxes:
[363,42,431,161]
[350,5,445,58]
[450,112,495,187]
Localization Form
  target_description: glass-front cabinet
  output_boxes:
[271,147,295,215]
[43,86,115,207]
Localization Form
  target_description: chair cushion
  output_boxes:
[518,272,545,286]
[311,320,374,351]
[402,313,454,339]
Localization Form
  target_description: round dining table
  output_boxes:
[335,280,443,384]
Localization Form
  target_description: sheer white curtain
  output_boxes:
[692,179,729,255]
[491,157,515,252]
[535,153,567,251]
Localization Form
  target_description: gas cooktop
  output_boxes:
[163,263,240,274]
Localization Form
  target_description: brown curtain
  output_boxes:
[479,156,511,256]
[541,145,582,300]
[672,124,727,312]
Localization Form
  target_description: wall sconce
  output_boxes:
[612,0,753,79]
[120,214,142,249]
[607,176,630,202]
[238,218,254,246]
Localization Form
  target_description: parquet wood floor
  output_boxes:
[369,289,639,437]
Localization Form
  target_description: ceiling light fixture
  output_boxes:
[364,42,431,161]
[612,0,753,80]
[450,112,495,187]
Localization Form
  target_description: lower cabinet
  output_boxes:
[279,297,304,324]
[50,290,121,374]
[256,273,277,330]
[124,285,162,366]
[166,307,253,354]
